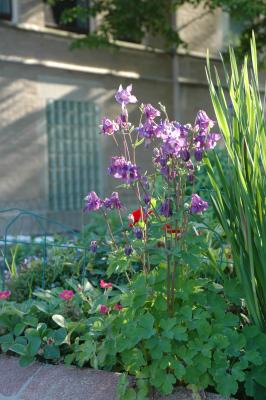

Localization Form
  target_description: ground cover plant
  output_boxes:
[1,37,266,400]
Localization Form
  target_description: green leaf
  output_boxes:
[133,138,144,148]
[15,336,27,346]
[53,328,67,345]
[43,344,60,360]
[64,353,75,365]
[161,373,176,395]
[124,388,137,400]
[173,360,185,379]
[121,348,146,373]
[27,336,41,357]
[173,327,188,341]
[160,318,176,331]
[14,323,25,337]
[0,333,14,345]
[76,340,96,367]
[24,316,38,327]
[9,343,26,356]
[52,314,66,328]
[215,373,238,397]
[19,356,35,367]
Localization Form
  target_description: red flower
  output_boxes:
[114,303,123,311]
[128,208,153,227]
[162,224,182,235]
[100,280,112,289]
[99,304,109,314]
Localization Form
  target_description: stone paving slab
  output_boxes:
[0,355,231,400]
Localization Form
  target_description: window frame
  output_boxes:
[0,0,12,21]
[44,0,91,35]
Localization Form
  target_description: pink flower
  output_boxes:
[0,290,11,300]
[100,279,112,289]
[99,304,109,314]
[114,303,123,311]
[59,290,74,301]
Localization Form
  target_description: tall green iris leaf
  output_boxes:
[206,33,266,332]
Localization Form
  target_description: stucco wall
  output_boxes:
[0,1,230,232]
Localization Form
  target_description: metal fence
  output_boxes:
[0,208,88,291]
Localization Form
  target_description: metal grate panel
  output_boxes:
[46,99,101,211]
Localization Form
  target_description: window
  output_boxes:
[46,100,101,211]
[0,0,12,21]
[44,0,90,34]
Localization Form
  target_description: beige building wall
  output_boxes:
[0,0,234,233]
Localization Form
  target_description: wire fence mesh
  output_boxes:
[0,208,89,291]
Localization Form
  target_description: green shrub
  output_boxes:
[0,273,266,399]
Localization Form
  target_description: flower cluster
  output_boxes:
[108,156,140,183]
[84,191,123,212]
[85,84,214,274]
[98,279,123,314]
[103,191,123,210]
[98,303,123,314]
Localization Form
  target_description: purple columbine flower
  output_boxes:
[103,192,123,210]
[194,149,203,162]
[181,149,190,162]
[124,244,133,256]
[194,110,215,132]
[108,156,140,183]
[205,133,221,150]
[194,132,221,153]
[190,194,209,214]
[115,108,131,130]
[90,240,97,253]
[143,193,151,205]
[143,104,160,120]
[100,117,119,135]
[137,120,158,144]
[84,191,102,212]
[160,122,189,158]
[133,227,143,240]
[185,161,194,183]
[159,199,173,217]
[115,84,137,107]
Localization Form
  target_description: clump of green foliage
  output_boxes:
[206,34,266,332]
[0,274,266,399]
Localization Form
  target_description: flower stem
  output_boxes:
[101,209,118,250]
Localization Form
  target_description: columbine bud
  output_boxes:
[90,240,97,253]
[133,227,143,240]
[194,149,203,162]
[181,149,190,162]
[124,244,133,257]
